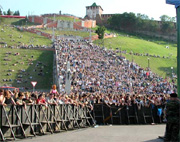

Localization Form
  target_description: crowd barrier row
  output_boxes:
[0,104,95,141]
[93,103,165,125]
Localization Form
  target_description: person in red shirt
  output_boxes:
[36,94,47,107]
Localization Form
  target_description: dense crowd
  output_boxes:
[0,38,177,112]
[56,38,176,98]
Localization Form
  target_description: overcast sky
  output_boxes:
[0,0,177,20]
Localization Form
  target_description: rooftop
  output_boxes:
[87,2,103,11]
[91,2,98,7]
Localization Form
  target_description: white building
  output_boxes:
[86,3,103,20]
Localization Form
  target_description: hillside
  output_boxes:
[39,28,97,38]
[48,16,81,22]
[0,18,53,90]
[0,48,53,90]
[94,33,177,79]
[0,18,52,47]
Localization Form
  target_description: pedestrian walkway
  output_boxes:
[21,125,165,142]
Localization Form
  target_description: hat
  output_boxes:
[170,93,177,98]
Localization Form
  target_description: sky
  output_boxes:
[0,0,177,20]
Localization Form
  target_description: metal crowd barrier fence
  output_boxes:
[0,104,95,141]
[93,103,164,125]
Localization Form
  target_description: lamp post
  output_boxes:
[171,67,173,78]
[131,51,133,62]
[148,58,150,69]
[120,46,122,57]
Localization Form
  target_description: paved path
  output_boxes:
[21,125,165,142]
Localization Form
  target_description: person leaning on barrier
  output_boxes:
[4,90,16,106]
[47,93,58,105]
[23,92,33,105]
[56,95,65,105]
[0,89,5,105]
[30,93,38,104]
[163,93,180,142]
[16,92,26,109]
[36,94,47,107]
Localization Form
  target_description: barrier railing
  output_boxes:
[93,103,164,125]
[0,104,95,141]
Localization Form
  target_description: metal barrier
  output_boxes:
[0,104,95,141]
[93,103,164,125]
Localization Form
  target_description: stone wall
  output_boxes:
[28,16,96,30]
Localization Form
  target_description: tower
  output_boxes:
[86,2,103,20]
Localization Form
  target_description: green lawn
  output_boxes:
[0,48,53,89]
[48,16,81,22]
[39,28,97,38]
[94,36,177,78]
[0,17,39,26]
[0,24,52,46]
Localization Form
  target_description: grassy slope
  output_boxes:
[39,29,96,38]
[48,16,81,22]
[94,35,177,78]
[0,48,53,89]
[0,18,53,89]
[0,18,52,46]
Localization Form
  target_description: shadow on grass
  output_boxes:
[11,49,54,91]
[11,19,39,26]
[158,66,177,78]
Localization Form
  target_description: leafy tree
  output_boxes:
[7,9,11,15]
[17,10,20,16]
[95,26,106,39]
[14,10,20,16]
[160,15,175,33]
[13,11,17,15]
[7,9,13,15]
[0,9,2,15]
[3,11,6,15]
[13,10,20,16]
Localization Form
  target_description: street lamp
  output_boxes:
[171,67,173,78]
[148,58,150,69]
[120,46,122,57]
[131,51,133,62]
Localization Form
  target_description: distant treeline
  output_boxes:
[108,12,176,35]
[0,8,20,16]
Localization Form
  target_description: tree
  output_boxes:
[95,26,106,39]
[17,10,20,16]
[0,9,2,15]
[14,10,20,16]
[7,9,13,15]
[3,11,6,15]
[13,11,17,15]
[160,15,175,34]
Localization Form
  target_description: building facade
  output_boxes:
[86,3,103,20]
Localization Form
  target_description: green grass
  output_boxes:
[0,24,52,46]
[0,18,38,26]
[0,48,53,89]
[0,18,21,25]
[39,28,97,38]
[94,35,177,78]
[48,16,81,22]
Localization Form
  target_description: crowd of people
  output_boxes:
[0,37,177,110]
[0,37,179,141]
[54,38,176,106]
